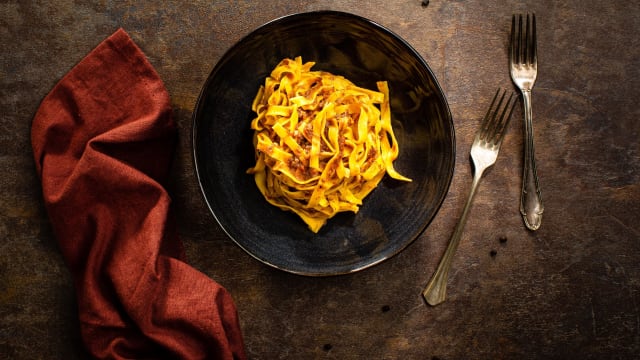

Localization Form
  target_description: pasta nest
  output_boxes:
[248,57,411,233]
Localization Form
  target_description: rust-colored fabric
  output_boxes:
[31,28,246,360]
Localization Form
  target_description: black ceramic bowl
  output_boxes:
[192,11,455,276]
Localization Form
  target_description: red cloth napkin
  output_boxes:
[31,29,246,360]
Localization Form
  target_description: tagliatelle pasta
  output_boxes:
[247,57,411,233]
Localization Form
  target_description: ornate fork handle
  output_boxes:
[520,90,543,230]
[422,170,482,306]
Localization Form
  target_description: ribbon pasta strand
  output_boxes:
[247,57,411,233]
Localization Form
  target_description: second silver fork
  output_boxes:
[422,89,516,306]
[510,13,544,231]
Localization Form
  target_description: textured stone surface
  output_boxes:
[1,1,639,359]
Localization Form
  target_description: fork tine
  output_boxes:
[531,14,537,65]
[515,13,537,65]
[478,89,502,141]
[480,89,516,145]
[516,14,524,64]
[510,15,517,63]
[486,90,507,142]
[493,92,516,144]
[520,14,526,64]
[524,14,531,64]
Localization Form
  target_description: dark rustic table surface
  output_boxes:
[2,1,639,359]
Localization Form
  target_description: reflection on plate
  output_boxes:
[192,11,455,276]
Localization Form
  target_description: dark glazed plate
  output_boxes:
[192,11,455,276]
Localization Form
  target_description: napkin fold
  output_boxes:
[31,29,246,360]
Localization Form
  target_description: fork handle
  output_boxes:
[422,170,483,306]
[520,90,544,230]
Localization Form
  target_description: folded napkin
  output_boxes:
[31,29,246,359]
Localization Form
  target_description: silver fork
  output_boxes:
[510,13,544,231]
[422,89,516,306]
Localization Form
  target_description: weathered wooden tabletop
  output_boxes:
[2,1,639,359]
